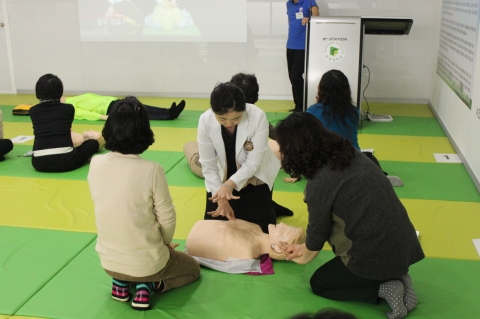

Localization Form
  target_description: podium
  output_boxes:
[303,16,413,110]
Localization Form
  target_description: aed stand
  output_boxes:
[304,16,413,111]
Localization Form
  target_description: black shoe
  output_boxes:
[272,200,294,217]
[174,100,186,119]
[268,123,276,140]
[288,108,303,113]
[168,102,177,119]
[169,100,186,119]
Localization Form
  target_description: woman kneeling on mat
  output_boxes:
[197,82,281,233]
[276,112,424,319]
[30,74,103,172]
[88,96,200,310]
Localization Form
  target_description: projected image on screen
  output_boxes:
[78,0,247,42]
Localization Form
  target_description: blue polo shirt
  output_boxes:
[306,102,360,150]
[286,0,317,50]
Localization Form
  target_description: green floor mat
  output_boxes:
[381,161,480,202]
[0,106,30,123]
[0,146,184,180]
[1,105,290,130]
[14,239,480,319]
[266,111,290,126]
[0,227,95,315]
[360,117,446,137]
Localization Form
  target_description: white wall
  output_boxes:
[4,0,437,100]
[429,1,480,192]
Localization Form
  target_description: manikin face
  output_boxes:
[214,110,244,129]
[268,222,298,253]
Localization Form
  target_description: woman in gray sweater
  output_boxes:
[276,112,424,319]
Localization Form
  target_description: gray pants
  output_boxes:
[105,249,200,292]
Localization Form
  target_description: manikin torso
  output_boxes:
[186,219,301,261]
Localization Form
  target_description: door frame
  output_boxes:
[0,0,16,94]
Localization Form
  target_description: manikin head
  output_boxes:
[268,222,306,260]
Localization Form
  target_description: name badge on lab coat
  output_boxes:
[296,12,304,19]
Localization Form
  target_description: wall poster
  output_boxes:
[437,0,480,109]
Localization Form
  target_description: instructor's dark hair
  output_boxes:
[102,96,154,154]
[230,73,259,104]
[210,82,246,115]
[316,69,358,130]
[35,74,63,101]
[276,112,354,179]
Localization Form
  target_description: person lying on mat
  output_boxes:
[197,81,288,233]
[0,110,14,162]
[275,112,424,319]
[183,73,293,218]
[307,69,402,186]
[59,93,185,121]
[29,74,104,172]
[88,96,200,311]
[186,219,305,261]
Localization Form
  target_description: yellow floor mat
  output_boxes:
[359,135,455,162]
[401,198,480,260]
[361,103,435,117]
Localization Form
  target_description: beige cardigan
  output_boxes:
[88,152,176,277]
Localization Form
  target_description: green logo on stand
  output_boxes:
[330,46,339,56]
[324,42,345,62]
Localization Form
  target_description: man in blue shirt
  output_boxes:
[286,0,319,112]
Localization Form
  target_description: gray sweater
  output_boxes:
[305,149,424,280]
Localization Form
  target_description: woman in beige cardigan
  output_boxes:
[87,96,200,311]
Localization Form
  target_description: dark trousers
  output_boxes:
[0,139,13,161]
[204,183,276,233]
[32,140,99,172]
[287,48,306,111]
[106,102,171,120]
[363,151,388,175]
[310,256,390,304]
[144,105,171,120]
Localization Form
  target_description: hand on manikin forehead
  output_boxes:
[268,222,299,249]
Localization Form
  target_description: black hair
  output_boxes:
[230,73,259,104]
[102,96,154,155]
[276,112,354,179]
[316,69,358,129]
[35,74,63,101]
[210,82,246,115]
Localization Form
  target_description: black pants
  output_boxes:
[0,139,13,161]
[107,102,171,120]
[363,151,388,175]
[32,140,99,172]
[287,48,306,111]
[204,183,276,233]
[310,256,391,304]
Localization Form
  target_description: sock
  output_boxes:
[387,176,404,187]
[173,100,186,119]
[168,102,177,119]
[136,282,156,294]
[400,274,418,312]
[378,280,408,319]
[113,278,130,289]
[112,278,131,301]
[272,201,294,217]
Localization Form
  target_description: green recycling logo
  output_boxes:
[324,41,345,62]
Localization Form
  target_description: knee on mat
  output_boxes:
[310,277,328,297]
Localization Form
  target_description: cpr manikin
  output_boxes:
[185,219,305,262]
